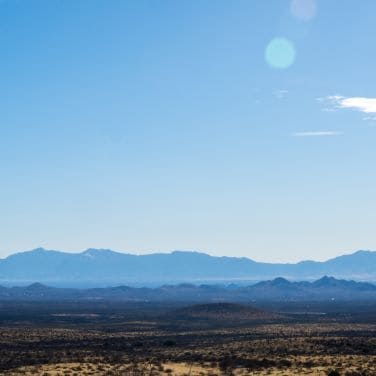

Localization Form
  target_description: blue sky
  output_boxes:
[1,0,376,261]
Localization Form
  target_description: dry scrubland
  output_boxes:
[0,302,374,375]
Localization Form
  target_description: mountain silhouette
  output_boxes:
[0,277,374,301]
[0,248,375,286]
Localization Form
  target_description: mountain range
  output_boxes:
[0,248,375,286]
[0,276,375,301]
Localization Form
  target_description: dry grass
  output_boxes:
[3,356,376,376]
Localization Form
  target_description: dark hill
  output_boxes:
[0,276,374,301]
[172,302,281,321]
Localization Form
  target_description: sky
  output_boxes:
[1,0,376,262]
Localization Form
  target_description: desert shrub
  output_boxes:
[303,360,314,368]
[163,340,176,347]
[327,370,341,376]
[279,358,292,367]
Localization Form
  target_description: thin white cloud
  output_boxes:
[323,95,376,115]
[273,89,288,99]
[363,115,376,121]
[292,131,343,137]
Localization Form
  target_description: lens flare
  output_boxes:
[290,0,317,21]
[265,38,296,69]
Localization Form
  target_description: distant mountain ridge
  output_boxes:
[0,248,375,286]
[0,276,375,301]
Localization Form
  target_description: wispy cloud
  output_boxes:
[363,115,376,121]
[322,95,376,117]
[292,131,343,137]
[273,89,288,99]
